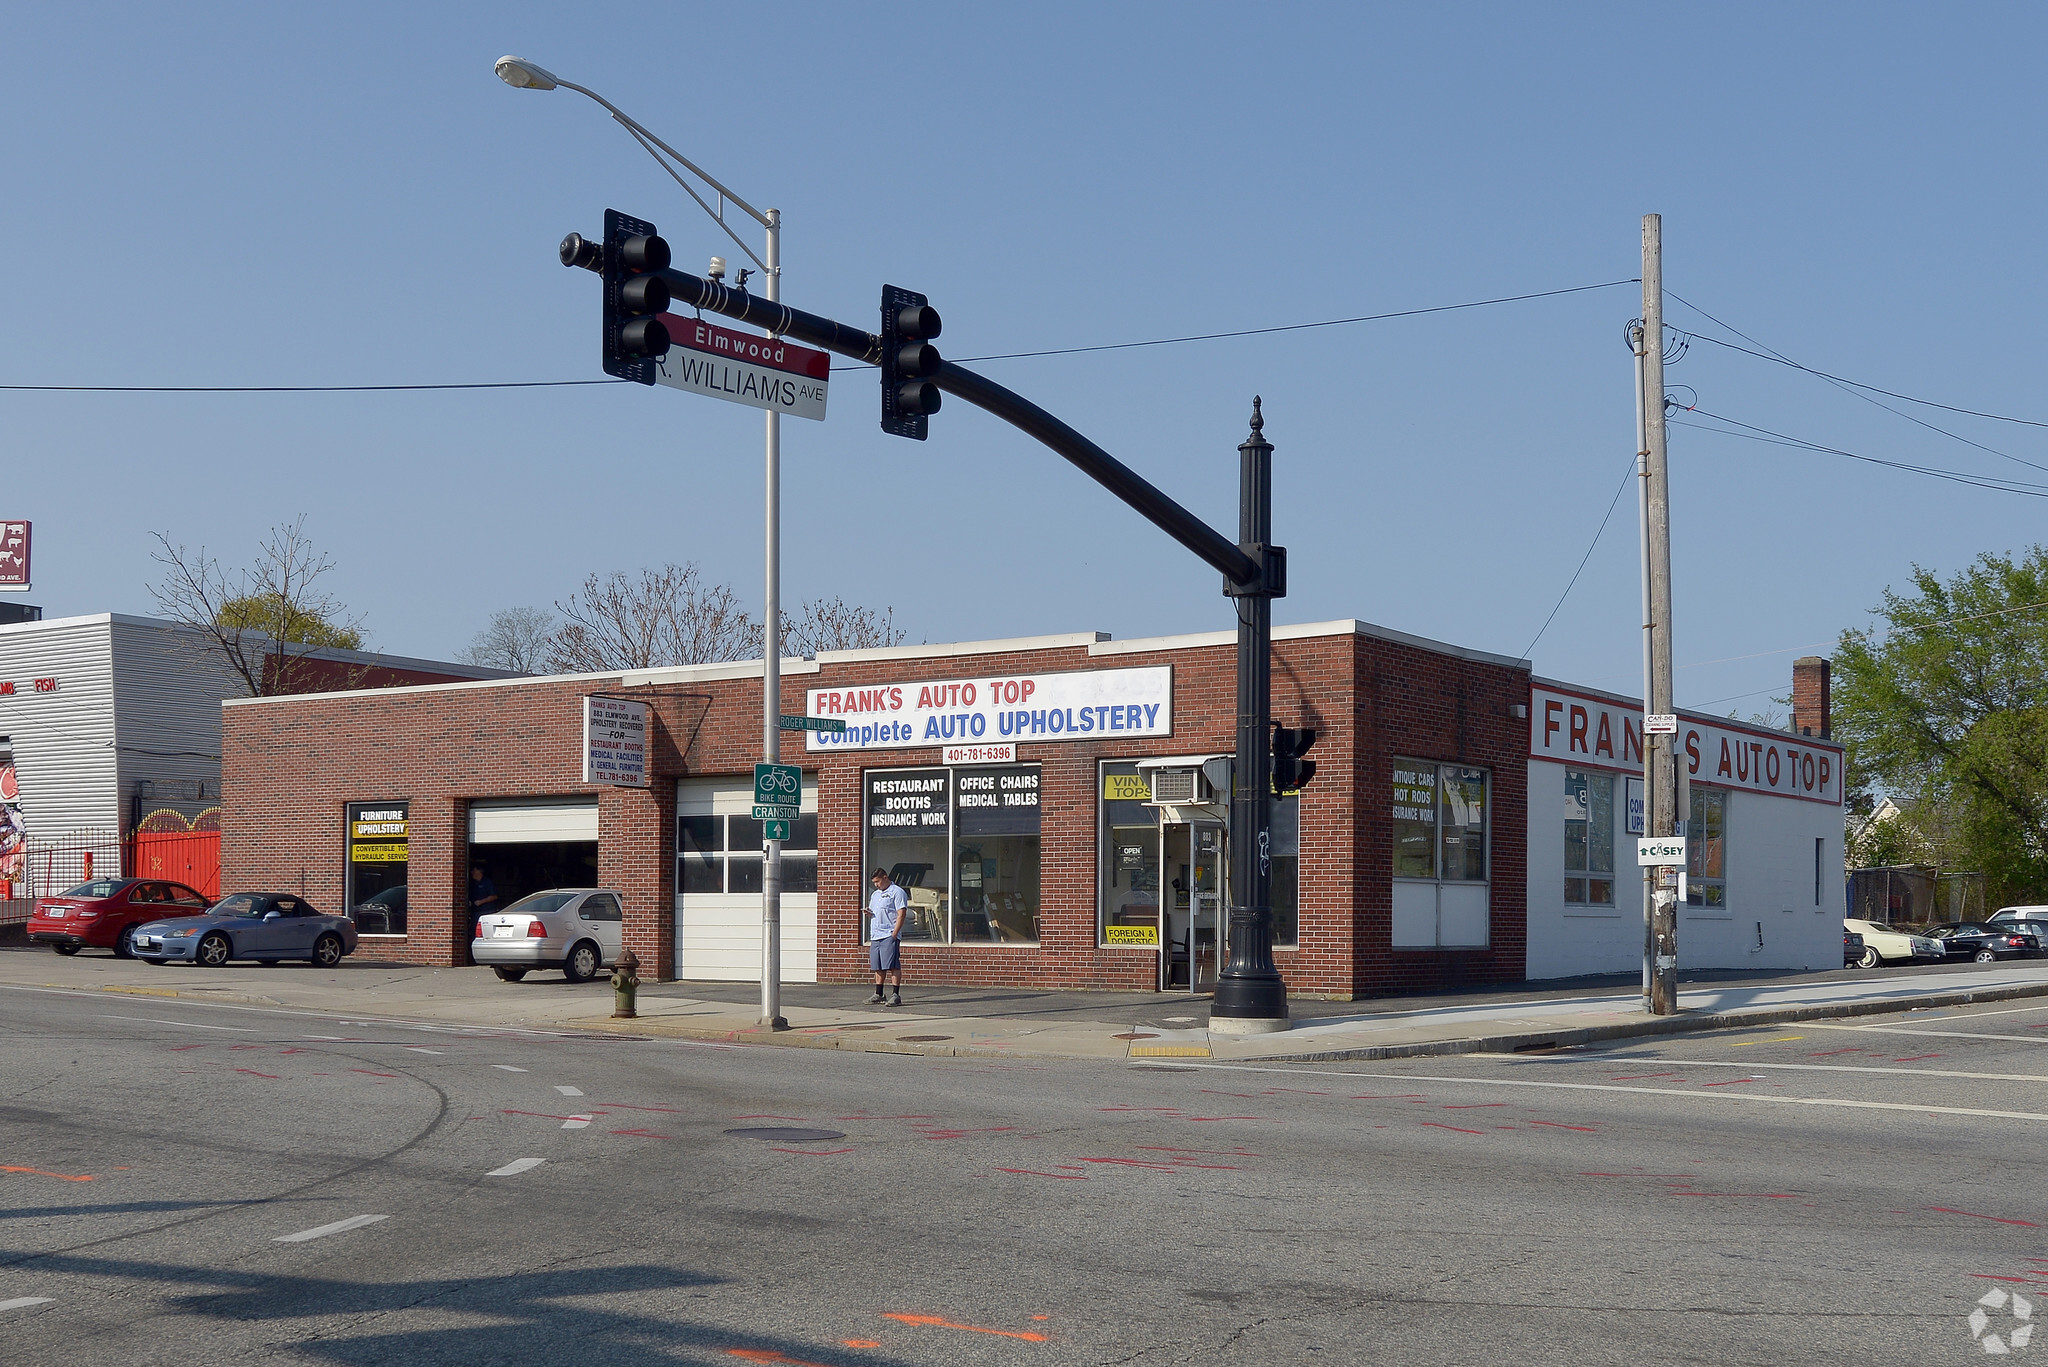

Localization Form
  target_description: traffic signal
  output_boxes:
[881,284,942,439]
[600,208,672,384]
[1272,724,1318,793]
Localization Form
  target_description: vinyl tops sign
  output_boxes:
[806,665,1171,753]
[1529,683,1843,807]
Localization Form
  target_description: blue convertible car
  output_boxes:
[133,892,359,968]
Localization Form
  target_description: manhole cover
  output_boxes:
[724,1127,846,1142]
[897,1034,953,1043]
[1112,1032,1160,1041]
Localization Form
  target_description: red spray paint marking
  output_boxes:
[881,1312,1048,1342]
[1974,1275,2038,1283]
[1893,1054,1943,1062]
[1807,1048,1865,1057]
[228,1044,267,1051]
[234,1069,281,1079]
[1,1165,93,1182]
[1582,1173,1699,1179]
[833,1115,935,1121]
[995,1168,1088,1180]
[1701,1077,1761,1088]
[1259,1088,1329,1096]
[168,1044,205,1052]
[912,1127,1017,1141]
[1198,1090,1262,1099]
[278,1048,308,1055]
[1134,1146,1260,1157]
[1929,1207,2040,1227]
[1527,1121,1597,1132]
[1609,1073,1677,1081]
[593,1103,688,1114]
[1349,1094,1426,1101]
[1421,1122,1485,1135]
[351,1069,398,1079]
[1442,1103,1510,1110]
[609,1129,675,1140]
[733,1114,808,1121]
[502,1110,592,1122]
[1185,1116,1274,1123]
[1074,1157,1241,1171]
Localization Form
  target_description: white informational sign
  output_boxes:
[1637,836,1687,866]
[1644,713,1678,734]
[943,743,1015,765]
[805,665,1172,753]
[654,314,830,422]
[581,696,648,787]
[1529,684,1843,806]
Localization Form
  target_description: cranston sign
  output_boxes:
[804,665,1171,753]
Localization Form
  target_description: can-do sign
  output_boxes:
[806,666,1171,753]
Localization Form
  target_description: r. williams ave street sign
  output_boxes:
[654,315,829,421]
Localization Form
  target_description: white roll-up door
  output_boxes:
[469,798,600,844]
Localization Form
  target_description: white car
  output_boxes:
[1990,905,2048,931]
[471,888,624,983]
[1844,918,1943,969]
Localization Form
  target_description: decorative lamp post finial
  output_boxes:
[1249,395,1263,435]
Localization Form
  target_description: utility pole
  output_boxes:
[1640,213,1679,1016]
[761,206,787,1032]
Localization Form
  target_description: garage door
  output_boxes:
[468,799,601,910]
[675,778,818,983]
[469,799,599,843]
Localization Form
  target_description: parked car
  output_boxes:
[132,892,358,968]
[1927,921,2043,962]
[1844,927,1865,966]
[472,889,624,983]
[26,878,211,958]
[1843,918,1944,968]
[1989,906,2048,933]
[351,885,407,935]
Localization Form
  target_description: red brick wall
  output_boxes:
[221,629,1531,998]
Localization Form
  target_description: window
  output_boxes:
[578,893,623,922]
[864,765,1042,944]
[679,813,818,894]
[346,802,409,935]
[1390,761,1490,948]
[1564,770,1615,906]
[1268,793,1300,946]
[1684,787,1727,909]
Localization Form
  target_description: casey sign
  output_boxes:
[1529,684,1843,806]
[806,665,1171,753]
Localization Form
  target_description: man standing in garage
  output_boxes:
[867,868,907,1008]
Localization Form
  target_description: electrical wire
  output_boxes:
[1672,407,2048,498]
[1521,452,1639,660]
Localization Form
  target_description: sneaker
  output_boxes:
[887,994,903,1008]
[866,992,886,1005]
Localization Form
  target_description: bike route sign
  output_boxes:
[753,762,802,820]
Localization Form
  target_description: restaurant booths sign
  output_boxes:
[1529,684,1843,806]
[806,666,1171,753]
[582,696,649,787]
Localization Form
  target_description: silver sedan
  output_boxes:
[471,889,624,983]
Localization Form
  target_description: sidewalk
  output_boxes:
[7,943,2048,1061]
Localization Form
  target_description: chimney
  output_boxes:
[1792,656,1831,739]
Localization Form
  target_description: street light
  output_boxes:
[496,56,792,1031]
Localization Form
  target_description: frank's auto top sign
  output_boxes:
[806,665,1171,752]
[1529,683,1842,806]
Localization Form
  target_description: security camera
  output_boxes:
[707,256,727,281]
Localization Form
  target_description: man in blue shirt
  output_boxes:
[867,867,909,1007]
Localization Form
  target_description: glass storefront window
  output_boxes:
[1391,764,1438,878]
[1391,761,1490,949]
[1099,763,1161,944]
[346,801,409,935]
[1564,769,1615,905]
[1685,787,1727,909]
[953,766,1040,943]
[864,768,952,942]
[678,812,817,894]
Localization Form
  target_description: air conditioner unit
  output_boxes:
[1147,767,1208,805]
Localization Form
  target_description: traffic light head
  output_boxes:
[1271,724,1319,793]
[881,284,942,439]
[601,208,672,384]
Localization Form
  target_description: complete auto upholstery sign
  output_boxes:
[807,666,1171,753]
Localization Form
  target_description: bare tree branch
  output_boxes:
[460,607,555,674]
[546,564,762,672]
[784,596,907,656]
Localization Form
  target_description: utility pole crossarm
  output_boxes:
[596,256,1265,589]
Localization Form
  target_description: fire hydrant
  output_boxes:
[610,949,640,1019]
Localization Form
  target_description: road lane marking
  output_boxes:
[1802,1023,2048,1044]
[0,1297,55,1311]
[273,1214,388,1243]
[102,1016,250,1031]
[555,1086,583,1096]
[1611,1060,2048,1083]
[403,1047,444,1055]
[492,1065,528,1072]
[563,1115,592,1130]
[1143,1061,2048,1123]
[487,1158,546,1177]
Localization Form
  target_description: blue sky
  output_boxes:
[6,3,2045,713]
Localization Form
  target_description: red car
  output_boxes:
[26,878,212,958]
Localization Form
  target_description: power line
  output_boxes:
[0,379,629,393]
[1673,407,2048,498]
[1521,452,1639,660]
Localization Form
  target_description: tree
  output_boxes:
[460,607,555,674]
[1834,546,2048,901]
[783,596,907,656]
[545,563,761,672]
[149,517,367,697]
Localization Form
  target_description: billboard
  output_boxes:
[0,522,27,590]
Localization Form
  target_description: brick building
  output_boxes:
[218,619,1843,997]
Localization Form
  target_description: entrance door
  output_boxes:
[1162,820,1226,992]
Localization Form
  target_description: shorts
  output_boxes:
[870,936,901,972]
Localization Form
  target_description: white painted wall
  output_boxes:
[1526,758,1842,980]
[0,615,119,837]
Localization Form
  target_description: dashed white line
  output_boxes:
[273,1214,388,1244]
[402,1047,444,1054]
[562,1115,592,1130]
[103,1016,250,1031]
[492,1065,528,1072]
[488,1158,546,1177]
[555,1086,583,1096]
[0,1297,55,1312]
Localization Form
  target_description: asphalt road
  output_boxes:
[4,984,2045,1365]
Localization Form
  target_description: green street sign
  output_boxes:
[754,762,802,806]
[764,819,791,841]
[778,714,847,733]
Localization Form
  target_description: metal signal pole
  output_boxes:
[1641,213,1679,1016]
